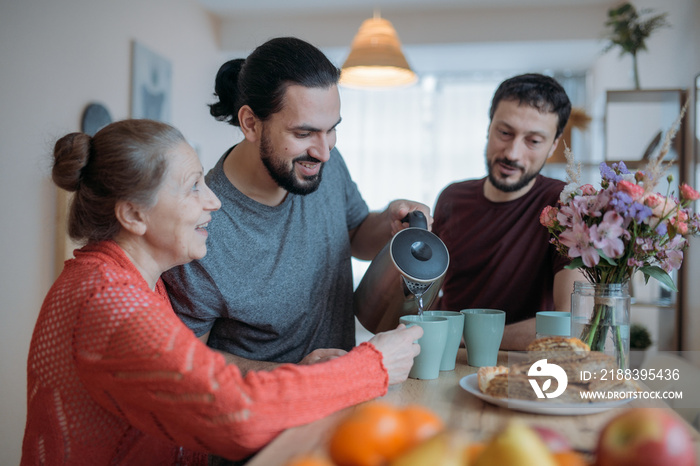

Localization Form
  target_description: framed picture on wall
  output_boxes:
[131,41,172,122]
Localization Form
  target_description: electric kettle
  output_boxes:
[354,210,450,333]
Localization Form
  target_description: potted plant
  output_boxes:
[603,2,670,89]
[630,323,652,369]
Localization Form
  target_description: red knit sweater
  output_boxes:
[21,241,388,465]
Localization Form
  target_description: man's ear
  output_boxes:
[115,201,147,236]
[547,136,562,159]
[239,105,261,143]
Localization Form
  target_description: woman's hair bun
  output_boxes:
[52,132,91,192]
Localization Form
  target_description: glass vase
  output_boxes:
[570,281,630,369]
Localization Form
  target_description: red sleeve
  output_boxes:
[74,280,387,460]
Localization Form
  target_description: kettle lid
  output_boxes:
[390,226,449,282]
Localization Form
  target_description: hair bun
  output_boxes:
[209,58,245,124]
[52,132,91,192]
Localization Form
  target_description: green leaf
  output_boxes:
[598,250,618,266]
[640,265,678,291]
[565,257,585,270]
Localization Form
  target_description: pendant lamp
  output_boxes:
[340,13,417,89]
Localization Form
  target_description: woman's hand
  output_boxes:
[368,324,422,385]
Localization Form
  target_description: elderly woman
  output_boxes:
[21,119,421,465]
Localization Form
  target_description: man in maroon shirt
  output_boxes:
[432,74,584,350]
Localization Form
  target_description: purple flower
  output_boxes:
[600,163,621,183]
[655,222,668,236]
[612,161,630,175]
[610,191,632,214]
[589,211,627,258]
[628,202,652,223]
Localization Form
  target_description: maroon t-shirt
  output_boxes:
[432,175,569,324]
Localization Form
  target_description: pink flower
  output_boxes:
[557,204,579,228]
[559,222,600,267]
[580,184,597,195]
[617,180,645,201]
[661,249,684,272]
[680,183,700,202]
[670,210,689,235]
[627,258,643,267]
[651,197,677,219]
[643,193,663,208]
[540,206,559,228]
[589,211,627,258]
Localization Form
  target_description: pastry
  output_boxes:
[477,366,509,393]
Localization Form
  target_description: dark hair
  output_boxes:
[489,74,572,138]
[52,119,185,244]
[209,37,341,126]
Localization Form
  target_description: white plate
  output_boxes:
[459,374,632,416]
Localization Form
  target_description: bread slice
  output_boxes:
[477,366,509,393]
[476,337,641,403]
[526,336,590,352]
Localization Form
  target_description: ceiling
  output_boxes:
[197,0,617,75]
[197,0,613,16]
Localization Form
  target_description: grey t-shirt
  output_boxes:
[162,147,369,363]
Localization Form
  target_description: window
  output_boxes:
[338,72,587,286]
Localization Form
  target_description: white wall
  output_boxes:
[587,0,700,353]
[0,0,232,463]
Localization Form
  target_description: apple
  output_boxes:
[596,408,697,466]
[531,425,572,453]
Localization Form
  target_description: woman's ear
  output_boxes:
[115,201,147,236]
[238,105,261,143]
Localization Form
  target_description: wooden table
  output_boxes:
[247,349,700,465]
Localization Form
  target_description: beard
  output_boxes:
[259,129,324,196]
[486,155,546,193]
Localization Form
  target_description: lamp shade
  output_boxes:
[340,17,417,88]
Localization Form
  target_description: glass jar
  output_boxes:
[570,281,630,369]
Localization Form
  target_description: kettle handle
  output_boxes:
[401,210,428,230]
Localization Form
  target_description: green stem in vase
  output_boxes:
[581,303,606,349]
[612,308,627,369]
[577,284,629,369]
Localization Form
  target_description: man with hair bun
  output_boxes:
[163,37,430,371]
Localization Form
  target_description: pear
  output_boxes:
[390,431,468,466]
[474,421,557,466]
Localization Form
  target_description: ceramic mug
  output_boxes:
[399,315,449,379]
[461,309,505,367]
[423,310,465,371]
[535,311,571,339]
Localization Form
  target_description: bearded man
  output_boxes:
[431,73,583,350]
[163,37,429,371]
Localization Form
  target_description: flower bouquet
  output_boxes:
[540,106,699,367]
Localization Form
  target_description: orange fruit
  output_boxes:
[328,402,409,466]
[465,442,486,463]
[399,404,444,448]
[553,450,590,466]
[285,454,335,466]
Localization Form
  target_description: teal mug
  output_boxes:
[423,310,465,371]
[399,315,449,379]
[460,309,505,367]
